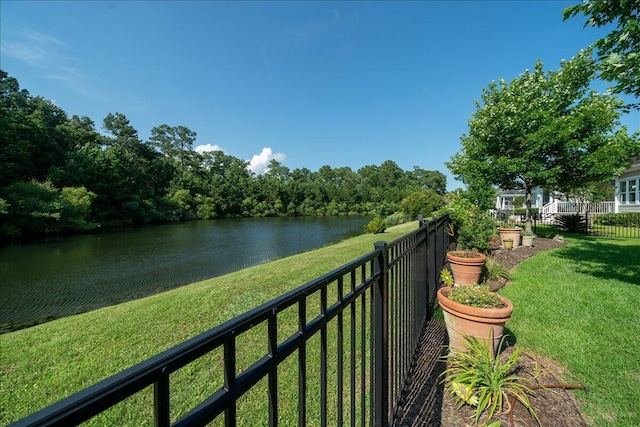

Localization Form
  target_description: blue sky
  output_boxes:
[2,1,638,189]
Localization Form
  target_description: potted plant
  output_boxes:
[498,223,522,248]
[502,238,514,250]
[438,269,513,357]
[521,231,534,247]
[437,195,496,285]
[446,250,487,286]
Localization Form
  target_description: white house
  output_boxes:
[614,158,640,213]
[496,160,640,215]
[495,187,552,211]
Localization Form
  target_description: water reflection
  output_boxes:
[0,216,370,332]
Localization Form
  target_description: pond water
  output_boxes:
[0,216,372,333]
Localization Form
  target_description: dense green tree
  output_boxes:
[1,180,97,237]
[470,183,497,213]
[0,71,68,186]
[447,52,640,232]
[102,113,140,152]
[148,124,197,181]
[0,70,450,239]
[409,167,447,195]
[399,189,444,219]
[99,113,164,225]
[564,0,640,107]
[197,150,252,217]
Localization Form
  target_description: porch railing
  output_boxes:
[10,214,450,427]
[539,201,615,216]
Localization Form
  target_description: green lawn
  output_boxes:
[500,235,640,426]
[0,221,419,426]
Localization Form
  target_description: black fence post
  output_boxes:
[416,216,428,316]
[373,241,389,427]
[584,212,589,235]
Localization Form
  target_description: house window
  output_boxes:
[619,178,640,204]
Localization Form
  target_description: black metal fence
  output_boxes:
[495,211,640,239]
[11,215,450,427]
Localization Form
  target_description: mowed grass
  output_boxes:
[500,235,640,426]
[0,221,419,426]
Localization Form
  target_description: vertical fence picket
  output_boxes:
[224,338,237,427]
[337,277,344,427]
[268,310,278,427]
[153,372,170,427]
[297,299,306,427]
[320,285,328,427]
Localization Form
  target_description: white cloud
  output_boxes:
[2,27,69,68]
[195,144,224,154]
[248,147,286,175]
[1,25,95,97]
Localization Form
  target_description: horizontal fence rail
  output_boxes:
[495,211,640,239]
[536,212,640,239]
[11,215,451,427]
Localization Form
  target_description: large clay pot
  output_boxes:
[498,227,522,248]
[446,251,486,286]
[437,287,513,357]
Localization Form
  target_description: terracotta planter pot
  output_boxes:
[446,251,486,286]
[498,227,522,248]
[437,287,513,357]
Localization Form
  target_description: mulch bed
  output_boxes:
[490,237,566,272]
[395,237,591,427]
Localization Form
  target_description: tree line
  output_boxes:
[0,70,446,241]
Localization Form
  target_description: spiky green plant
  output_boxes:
[556,213,586,233]
[483,258,511,282]
[440,333,541,425]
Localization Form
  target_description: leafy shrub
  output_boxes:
[384,211,412,226]
[365,215,386,234]
[437,194,497,253]
[556,214,586,233]
[0,180,98,237]
[400,189,444,219]
[593,212,640,227]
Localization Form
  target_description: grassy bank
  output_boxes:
[501,235,640,426]
[0,221,419,425]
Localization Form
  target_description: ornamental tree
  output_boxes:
[564,0,640,108]
[447,51,640,232]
